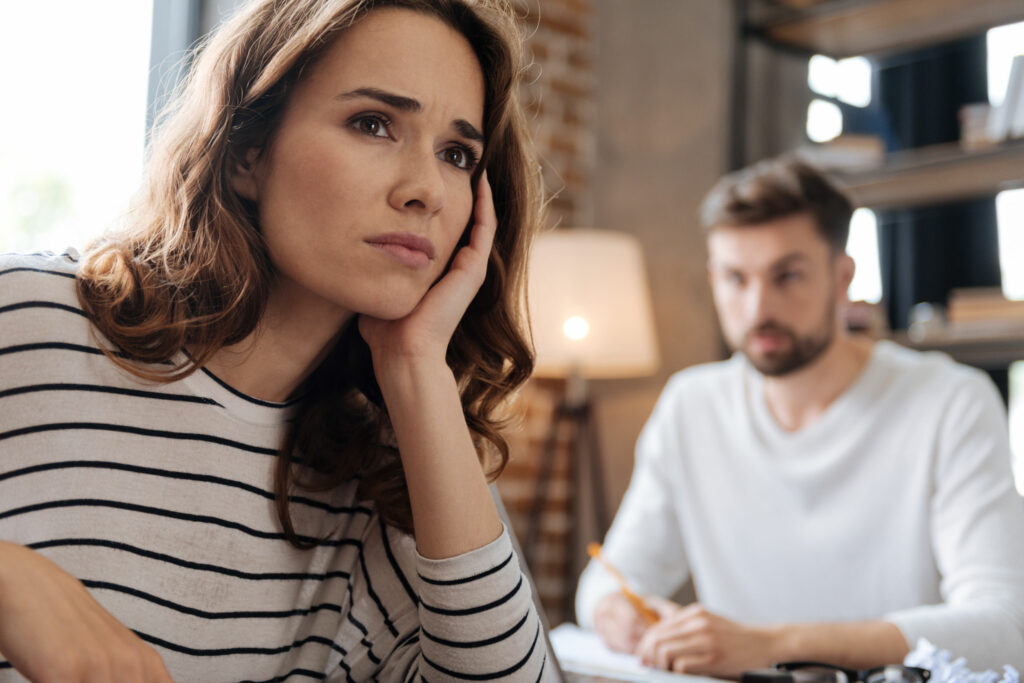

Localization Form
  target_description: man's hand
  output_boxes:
[592,592,682,654]
[593,592,649,653]
[0,541,174,682]
[636,603,782,678]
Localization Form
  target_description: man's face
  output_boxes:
[707,212,853,377]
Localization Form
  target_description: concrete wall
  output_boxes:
[588,0,733,516]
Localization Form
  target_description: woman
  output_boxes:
[0,0,545,680]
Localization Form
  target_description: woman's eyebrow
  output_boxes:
[336,87,421,112]
[454,119,484,143]
[337,87,484,143]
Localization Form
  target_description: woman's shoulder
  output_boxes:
[0,248,81,272]
[0,248,81,306]
[0,249,86,350]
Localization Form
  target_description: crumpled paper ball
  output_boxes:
[904,638,1019,683]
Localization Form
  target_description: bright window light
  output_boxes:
[0,1,153,254]
[808,54,872,107]
[807,99,844,142]
[836,57,872,108]
[1008,361,1024,495]
[997,189,1024,300]
[846,208,882,303]
[808,54,838,98]
[987,21,1024,106]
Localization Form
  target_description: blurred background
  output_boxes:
[2,0,1023,626]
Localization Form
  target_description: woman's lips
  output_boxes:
[366,233,435,269]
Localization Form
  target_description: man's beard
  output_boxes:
[737,300,836,377]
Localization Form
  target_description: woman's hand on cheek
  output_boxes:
[359,171,496,369]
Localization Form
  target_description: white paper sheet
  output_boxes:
[549,623,721,683]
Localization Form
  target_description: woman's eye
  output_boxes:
[351,114,389,138]
[439,146,478,170]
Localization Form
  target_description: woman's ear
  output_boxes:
[229,148,263,201]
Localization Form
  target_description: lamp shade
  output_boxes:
[528,228,660,379]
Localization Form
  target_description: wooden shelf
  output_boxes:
[756,0,1024,58]
[895,322,1024,369]
[833,140,1024,210]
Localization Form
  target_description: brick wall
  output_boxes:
[496,0,597,627]
[518,0,596,229]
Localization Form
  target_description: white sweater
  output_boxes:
[0,251,545,682]
[576,341,1024,669]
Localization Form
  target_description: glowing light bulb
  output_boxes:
[563,316,590,340]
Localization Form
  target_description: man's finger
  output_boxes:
[671,651,715,674]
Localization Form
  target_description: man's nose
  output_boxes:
[745,280,774,322]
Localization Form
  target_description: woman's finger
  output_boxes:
[469,170,498,256]
[443,171,496,293]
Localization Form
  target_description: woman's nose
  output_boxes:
[389,147,446,216]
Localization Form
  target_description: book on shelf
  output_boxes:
[796,134,885,171]
[947,287,1024,324]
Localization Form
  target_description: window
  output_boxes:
[997,189,1024,495]
[997,189,1024,301]
[1009,361,1024,495]
[987,24,1024,494]
[808,54,872,108]
[806,99,844,143]
[0,2,154,254]
[987,21,1024,107]
[806,54,873,143]
[847,208,882,304]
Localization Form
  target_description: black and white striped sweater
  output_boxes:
[0,251,545,682]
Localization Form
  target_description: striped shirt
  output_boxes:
[0,251,545,682]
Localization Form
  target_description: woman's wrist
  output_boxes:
[372,352,456,406]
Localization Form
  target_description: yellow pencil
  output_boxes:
[586,542,660,625]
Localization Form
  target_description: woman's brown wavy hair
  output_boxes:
[76,0,542,543]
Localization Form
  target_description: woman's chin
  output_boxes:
[359,296,423,322]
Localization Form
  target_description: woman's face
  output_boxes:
[236,8,486,323]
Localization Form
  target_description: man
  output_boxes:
[575,158,1024,677]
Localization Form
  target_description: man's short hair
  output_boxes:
[699,157,854,253]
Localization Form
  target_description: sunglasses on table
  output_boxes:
[742,661,931,683]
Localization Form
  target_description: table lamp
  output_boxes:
[522,227,659,615]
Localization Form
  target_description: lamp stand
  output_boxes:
[523,371,610,622]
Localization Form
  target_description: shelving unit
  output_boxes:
[740,0,1024,364]
[753,0,1024,59]
[744,0,1024,214]
[836,139,1024,209]
[896,323,1024,370]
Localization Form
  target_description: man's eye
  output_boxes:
[439,146,478,170]
[351,114,390,138]
[778,271,802,283]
